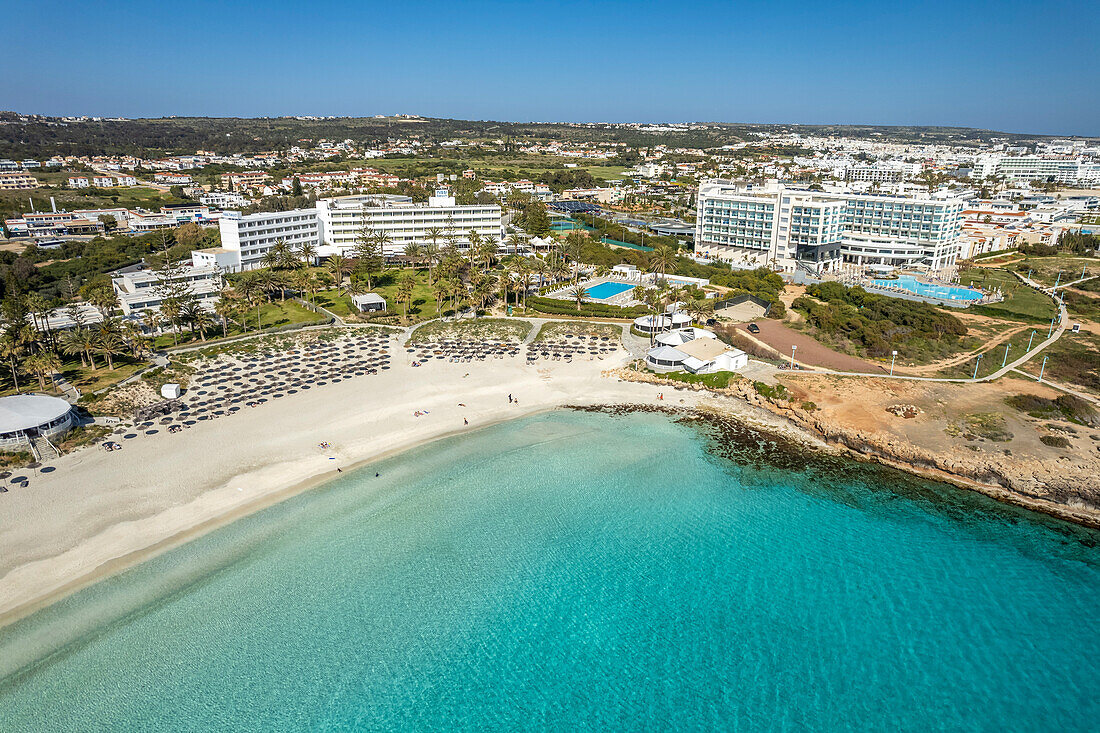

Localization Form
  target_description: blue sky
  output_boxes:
[4,0,1098,135]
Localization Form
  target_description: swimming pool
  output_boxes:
[586,281,635,300]
[871,275,983,302]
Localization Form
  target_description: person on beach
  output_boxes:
[464,417,469,425]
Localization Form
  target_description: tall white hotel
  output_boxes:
[695,181,965,273]
[195,190,503,272]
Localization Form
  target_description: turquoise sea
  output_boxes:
[1,409,1099,731]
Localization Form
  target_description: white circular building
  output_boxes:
[633,312,692,335]
[0,394,75,448]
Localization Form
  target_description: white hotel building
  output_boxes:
[196,191,502,272]
[315,191,503,258]
[973,154,1100,186]
[695,181,964,273]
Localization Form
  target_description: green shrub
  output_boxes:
[1040,435,1072,448]
[754,381,789,400]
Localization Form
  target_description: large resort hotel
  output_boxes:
[694,180,965,274]
[194,190,503,272]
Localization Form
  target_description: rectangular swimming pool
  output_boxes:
[586,281,635,300]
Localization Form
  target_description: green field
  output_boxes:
[1014,256,1097,287]
[960,268,1057,322]
[154,299,327,349]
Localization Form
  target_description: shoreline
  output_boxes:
[2,345,772,629]
[3,344,1095,631]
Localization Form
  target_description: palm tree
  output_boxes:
[237,275,266,331]
[423,227,442,279]
[404,243,422,270]
[514,259,531,307]
[88,286,120,318]
[26,293,52,347]
[506,232,526,256]
[141,309,163,337]
[214,293,238,338]
[94,321,126,370]
[649,244,675,286]
[299,240,318,268]
[396,271,417,323]
[474,238,497,273]
[327,255,350,288]
[61,327,97,368]
[24,350,61,392]
[533,257,550,292]
[431,279,449,316]
[569,283,589,311]
[179,300,206,338]
[0,323,34,392]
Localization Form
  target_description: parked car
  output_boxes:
[747,323,760,334]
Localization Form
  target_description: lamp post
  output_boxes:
[1048,316,1056,338]
[1082,263,1088,281]
[973,353,983,380]
[790,345,797,370]
[890,350,898,376]
[1002,343,1010,367]
[1027,330,1035,352]
[1054,271,1061,290]
[1038,355,1048,383]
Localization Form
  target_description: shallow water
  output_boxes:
[1,409,1098,731]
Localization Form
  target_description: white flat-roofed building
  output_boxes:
[216,208,319,272]
[316,191,503,257]
[696,180,964,273]
[645,329,747,374]
[200,191,251,209]
[111,263,223,316]
[974,154,1100,186]
[0,172,38,190]
[0,394,75,449]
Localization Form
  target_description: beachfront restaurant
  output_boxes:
[0,394,75,448]
[645,338,748,375]
[633,311,692,335]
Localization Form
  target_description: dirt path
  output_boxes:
[738,320,886,373]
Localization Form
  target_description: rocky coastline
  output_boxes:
[613,368,1100,530]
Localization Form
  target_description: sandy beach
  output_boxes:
[0,335,807,627]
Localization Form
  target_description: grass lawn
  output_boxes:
[312,290,356,317]
[959,268,1057,322]
[583,165,629,180]
[408,318,531,344]
[1013,256,1097,286]
[64,356,147,394]
[367,270,447,323]
[534,321,622,342]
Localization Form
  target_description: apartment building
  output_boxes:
[220,171,272,190]
[315,191,503,257]
[974,154,1100,185]
[213,208,320,272]
[843,165,905,184]
[0,172,38,190]
[111,264,222,316]
[200,191,251,209]
[695,181,964,273]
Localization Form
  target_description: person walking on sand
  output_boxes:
[464,417,469,425]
